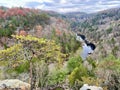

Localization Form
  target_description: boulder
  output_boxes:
[0,79,30,90]
[80,84,103,90]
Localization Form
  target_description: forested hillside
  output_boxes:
[64,8,120,59]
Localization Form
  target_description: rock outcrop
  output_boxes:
[0,79,30,90]
[80,84,103,90]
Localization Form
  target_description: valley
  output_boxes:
[0,6,120,90]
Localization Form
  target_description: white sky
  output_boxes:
[0,0,120,13]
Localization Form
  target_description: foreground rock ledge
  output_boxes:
[80,84,103,90]
[0,79,30,90]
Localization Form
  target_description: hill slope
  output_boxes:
[63,8,120,59]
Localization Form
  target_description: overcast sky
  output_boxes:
[0,0,120,13]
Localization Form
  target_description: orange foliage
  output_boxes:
[0,7,39,19]
[56,29,61,36]
[18,30,28,36]
[0,9,5,18]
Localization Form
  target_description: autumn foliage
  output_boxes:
[0,7,39,19]
[18,30,28,36]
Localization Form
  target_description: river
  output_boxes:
[76,34,96,60]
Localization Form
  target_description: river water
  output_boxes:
[76,34,95,60]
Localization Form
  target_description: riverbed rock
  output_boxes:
[80,84,103,90]
[0,79,30,90]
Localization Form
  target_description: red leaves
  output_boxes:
[0,9,5,18]
[0,7,39,19]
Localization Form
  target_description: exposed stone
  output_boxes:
[0,79,30,90]
[80,84,103,90]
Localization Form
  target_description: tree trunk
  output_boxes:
[30,61,33,90]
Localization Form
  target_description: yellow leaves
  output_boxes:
[0,44,22,60]
[12,35,46,44]
[68,67,79,85]
[81,77,108,89]
[81,77,99,86]
[13,35,64,60]
[0,44,21,54]
[12,60,25,68]
[12,35,61,50]
[0,35,66,68]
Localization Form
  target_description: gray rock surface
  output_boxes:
[80,84,103,90]
[0,79,30,90]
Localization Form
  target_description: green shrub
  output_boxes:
[68,64,88,86]
[15,61,29,74]
[87,57,96,69]
[97,54,120,72]
[48,69,67,86]
[67,56,82,73]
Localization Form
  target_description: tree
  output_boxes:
[12,35,66,89]
[0,44,22,61]
[34,61,49,90]
[68,65,88,89]
[67,56,82,73]
[0,35,66,89]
